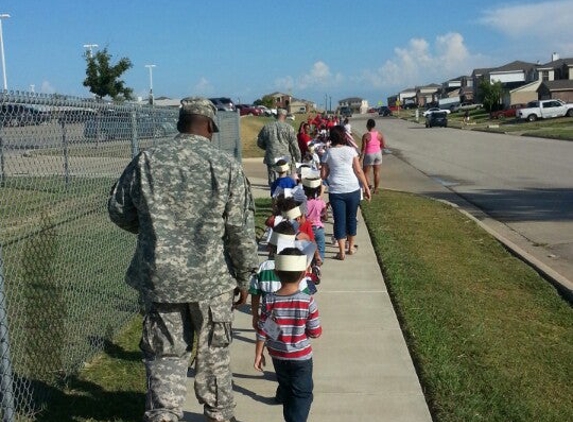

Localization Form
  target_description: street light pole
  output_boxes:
[83,43,98,58]
[145,64,156,105]
[0,14,11,92]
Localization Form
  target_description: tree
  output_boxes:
[478,79,503,112]
[83,48,133,101]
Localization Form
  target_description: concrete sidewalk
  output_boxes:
[182,158,433,422]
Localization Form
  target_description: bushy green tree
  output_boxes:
[478,79,503,112]
[254,95,275,109]
[83,48,133,101]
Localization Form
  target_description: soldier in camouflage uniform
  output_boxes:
[257,108,301,186]
[108,97,259,422]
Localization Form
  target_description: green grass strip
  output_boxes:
[362,190,573,422]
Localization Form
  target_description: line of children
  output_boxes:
[249,221,314,330]
[252,132,333,422]
[254,247,322,422]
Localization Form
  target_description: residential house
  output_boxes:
[538,79,573,102]
[504,80,541,107]
[535,54,573,102]
[473,60,538,108]
[338,97,368,114]
[416,83,440,107]
[398,87,417,108]
[438,76,474,102]
[290,98,315,114]
[266,92,292,111]
[387,94,399,108]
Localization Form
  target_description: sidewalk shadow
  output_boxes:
[182,411,248,422]
[232,372,279,405]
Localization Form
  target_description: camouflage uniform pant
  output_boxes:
[140,290,235,422]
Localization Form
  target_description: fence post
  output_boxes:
[0,133,5,188]
[130,110,139,159]
[61,120,70,189]
[0,244,16,422]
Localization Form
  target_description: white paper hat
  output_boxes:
[269,232,296,246]
[275,254,308,271]
[302,177,322,188]
[282,206,302,220]
[273,162,290,173]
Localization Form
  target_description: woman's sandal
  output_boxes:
[334,252,346,261]
[347,247,357,255]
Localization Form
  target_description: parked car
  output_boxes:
[423,107,451,117]
[402,100,417,109]
[378,106,392,116]
[340,106,352,117]
[208,97,236,112]
[425,111,448,128]
[489,104,526,120]
[84,113,177,140]
[452,102,483,112]
[517,99,573,121]
[236,104,262,116]
[254,105,276,116]
[0,103,51,127]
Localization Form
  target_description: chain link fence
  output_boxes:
[0,91,241,421]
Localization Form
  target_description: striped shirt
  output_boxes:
[256,291,322,360]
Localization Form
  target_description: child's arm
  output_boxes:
[251,294,261,330]
[264,214,276,228]
[306,297,322,339]
[254,339,266,372]
[319,202,328,220]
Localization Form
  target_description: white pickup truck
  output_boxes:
[517,99,573,121]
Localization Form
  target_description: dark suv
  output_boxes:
[339,106,352,118]
[378,106,392,117]
[208,97,236,112]
[425,111,448,128]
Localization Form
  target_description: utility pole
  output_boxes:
[0,14,11,91]
[145,64,156,105]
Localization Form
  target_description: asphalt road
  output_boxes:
[351,114,573,289]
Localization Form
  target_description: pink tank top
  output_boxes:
[365,130,381,154]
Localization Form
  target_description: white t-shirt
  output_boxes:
[322,146,360,194]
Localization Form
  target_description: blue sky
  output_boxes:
[2,0,573,107]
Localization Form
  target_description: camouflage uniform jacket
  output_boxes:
[257,121,301,166]
[108,133,259,303]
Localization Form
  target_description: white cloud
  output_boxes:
[40,80,56,94]
[478,0,573,54]
[193,77,213,95]
[358,32,485,91]
[275,61,343,92]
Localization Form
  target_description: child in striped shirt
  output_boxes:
[249,221,313,330]
[254,247,322,422]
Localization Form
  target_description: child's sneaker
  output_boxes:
[311,265,321,285]
[307,280,318,294]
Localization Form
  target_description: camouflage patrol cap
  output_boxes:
[179,97,219,132]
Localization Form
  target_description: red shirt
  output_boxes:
[297,220,315,241]
[297,132,311,156]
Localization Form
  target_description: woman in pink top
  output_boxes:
[360,118,386,194]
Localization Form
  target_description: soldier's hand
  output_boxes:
[233,288,248,309]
